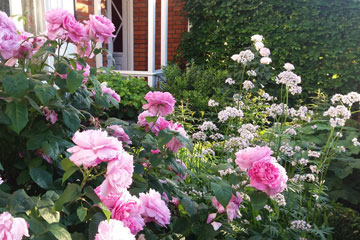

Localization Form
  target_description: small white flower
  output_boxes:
[208,99,219,107]
[256,215,262,221]
[243,80,255,90]
[254,42,264,51]
[251,34,263,42]
[283,63,295,71]
[247,70,257,77]
[260,57,272,65]
[225,77,235,85]
[352,138,360,147]
[259,47,271,57]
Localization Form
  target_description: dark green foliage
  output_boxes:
[162,63,228,113]
[97,72,150,120]
[328,203,360,239]
[180,0,360,97]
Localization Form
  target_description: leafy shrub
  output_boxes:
[97,72,150,120]
[328,203,360,239]
[179,0,360,97]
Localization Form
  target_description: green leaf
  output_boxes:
[38,199,60,224]
[61,158,76,171]
[62,109,80,132]
[30,168,53,189]
[145,116,157,123]
[54,62,68,75]
[3,72,29,97]
[88,212,106,240]
[8,189,35,214]
[66,70,83,93]
[94,94,110,109]
[27,216,47,235]
[25,96,42,113]
[77,207,87,221]
[250,191,268,211]
[173,217,190,234]
[181,196,198,216]
[54,184,81,211]
[211,182,232,208]
[48,223,71,240]
[83,186,111,220]
[158,130,174,145]
[62,166,78,184]
[34,84,57,105]
[0,110,10,125]
[5,101,28,134]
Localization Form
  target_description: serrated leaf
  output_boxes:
[66,70,83,93]
[62,109,80,132]
[8,189,35,214]
[211,182,232,208]
[3,72,29,97]
[34,84,57,105]
[5,101,28,134]
[54,184,81,211]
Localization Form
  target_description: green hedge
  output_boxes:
[179,0,360,96]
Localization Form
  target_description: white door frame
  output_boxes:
[106,0,134,70]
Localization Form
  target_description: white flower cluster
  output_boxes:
[208,99,219,107]
[238,192,251,202]
[270,193,286,206]
[311,124,317,130]
[331,92,360,106]
[231,50,255,65]
[218,107,244,122]
[290,220,311,231]
[256,215,262,221]
[267,104,313,122]
[199,121,218,132]
[280,143,295,157]
[323,105,351,128]
[251,34,263,42]
[243,80,255,91]
[202,148,215,156]
[192,131,207,141]
[352,138,360,147]
[219,168,236,176]
[261,92,276,101]
[291,158,308,166]
[247,70,257,77]
[284,127,297,136]
[337,146,346,153]
[291,174,316,182]
[238,124,258,141]
[308,150,321,158]
[0,176,3,185]
[264,205,273,213]
[232,94,244,107]
[309,165,319,174]
[225,77,235,85]
[209,133,224,141]
[224,137,249,152]
[275,71,302,95]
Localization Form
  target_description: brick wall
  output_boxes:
[134,0,188,71]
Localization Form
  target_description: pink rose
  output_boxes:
[107,125,132,144]
[139,189,171,227]
[165,122,188,153]
[0,11,17,32]
[0,28,19,59]
[94,186,120,210]
[212,196,225,213]
[95,219,135,240]
[235,146,273,171]
[98,152,134,195]
[248,158,288,196]
[67,130,123,168]
[45,8,72,40]
[111,190,145,234]
[85,15,115,43]
[137,111,170,135]
[142,91,176,116]
[0,212,29,240]
[212,192,242,222]
[42,107,58,124]
[101,85,121,103]
[151,149,161,154]
[63,15,85,42]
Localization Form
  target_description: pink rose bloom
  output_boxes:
[94,186,120,210]
[95,219,135,240]
[211,222,222,231]
[101,85,121,103]
[207,213,217,224]
[12,31,33,59]
[63,15,85,42]
[235,146,273,171]
[85,15,115,43]
[171,197,179,206]
[98,152,134,196]
[0,11,17,32]
[107,125,132,144]
[45,8,72,40]
[0,212,29,240]
[0,28,19,59]
[248,158,288,196]
[139,189,171,227]
[67,130,123,168]
[226,192,242,222]
[111,190,145,234]
[212,196,225,213]
[137,111,170,135]
[42,107,58,124]
[76,40,94,58]
[165,122,188,153]
[142,91,176,116]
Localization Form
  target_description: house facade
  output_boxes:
[1,0,188,86]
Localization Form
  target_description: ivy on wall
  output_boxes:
[179,0,360,96]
